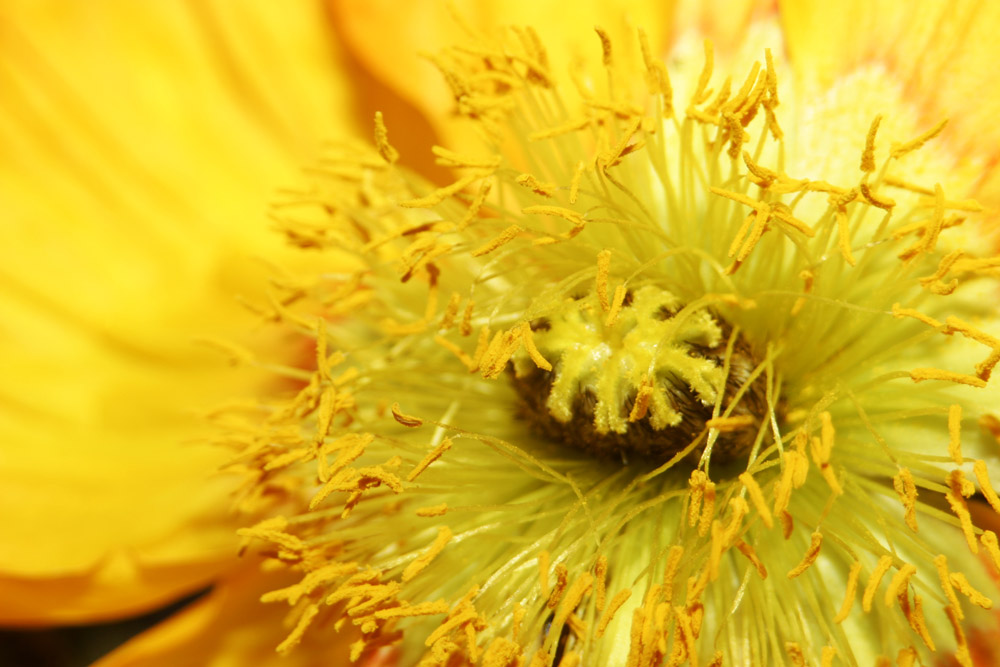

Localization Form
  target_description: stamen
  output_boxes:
[738,471,773,528]
[949,572,993,609]
[594,555,608,611]
[860,115,882,174]
[408,438,453,482]
[416,503,449,517]
[595,249,612,312]
[892,468,919,532]
[374,111,400,164]
[946,470,979,553]
[948,404,963,464]
[883,564,916,607]
[401,174,481,208]
[934,555,964,620]
[891,119,948,159]
[862,556,894,613]
[786,530,822,579]
[596,590,631,638]
[392,403,424,427]
[470,224,523,257]
[944,604,973,667]
[516,173,556,197]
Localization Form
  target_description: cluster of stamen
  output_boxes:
[214,18,1000,667]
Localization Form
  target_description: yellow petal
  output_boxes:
[91,562,356,667]
[779,0,1000,209]
[0,0,358,621]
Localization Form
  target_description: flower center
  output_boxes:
[510,285,767,463]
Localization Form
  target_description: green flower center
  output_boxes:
[511,285,767,464]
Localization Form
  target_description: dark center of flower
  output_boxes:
[510,285,769,464]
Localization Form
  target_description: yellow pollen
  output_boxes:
[910,594,936,651]
[891,119,948,158]
[569,160,585,204]
[595,249,612,312]
[896,647,917,667]
[596,589,631,638]
[859,180,895,211]
[860,114,882,174]
[691,40,714,106]
[402,526,452,582]
[459,178,493,230]
[431,145,501,170]
[786,530,822,579]
[401,174,481,208]
[934,555,964,621]
[471,224,523,257]
[946,470,978,553]
[460,299,475,336]
[519,321,552,372]
[735,540,767,579]
[529,117,592,141]
[834,562,862,623]
[416,503,449,517]
[551,573,594,644]
[435,335,477,371]
[821,647,837,667]
[522,204,584,227]
[892,468,919,532]
[738,472,773,529]
[594,555,608,611]
[276,603,320,654]
[604,284,628,327]
[407,438,453,482]
[391,403,423,427]
[947,404,964,464]
[373,112,400,166]
[949,571,993,609]
[883,563,917,607]
[785,642,805,667]
[637,29,672,115]
[662,545,685,599]
[945,604,973,667]
[981,531,1000,573]
[548,564,569,609]
[974,459,1000,513]
[834,206,856,266]
[516,173,556,197]
[538,551,551,599]
[919,249,965,295]
[862,556,894,613]
[891,302,943,329]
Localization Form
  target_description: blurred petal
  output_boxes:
[0,0,358,622]
[91,562,354,667]
[329,0,675,149]
[779,0,1000,208]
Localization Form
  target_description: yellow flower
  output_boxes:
[223,4,1000,667]
[4,1,1000,666]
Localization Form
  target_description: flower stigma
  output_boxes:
[224,20,1000,667]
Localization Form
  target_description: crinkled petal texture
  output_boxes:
[221,7,1000,667]
[0,0,360,623]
